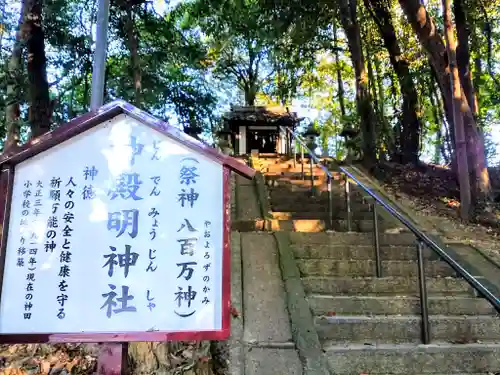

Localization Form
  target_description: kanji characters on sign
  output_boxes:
[1,112,230,337]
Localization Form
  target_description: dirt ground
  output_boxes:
[0,341,227,375]
[0,344,98,375]
[371,161,500,266]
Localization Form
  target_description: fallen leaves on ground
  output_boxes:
[0,344,98,375]
[0,341,229,375]
[230,305,240,318]
[371,161,500,265]
[374,161,500,226]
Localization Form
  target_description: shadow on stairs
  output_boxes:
[249,155,500,375]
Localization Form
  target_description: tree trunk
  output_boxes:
[374,55,391,161]
[123,7,142,106]
[374,55,384,119]
[25,0,51,138]
[103,62,110,104]
[84,61,90,109]
[442,0,471,220]
[338,0,376,164]
[472,32,482,123]
[428,75,448,164]
[366,47,378,115]
[4,0,28,152]
[399,0,491,205]
[244,83,257,106]
[364,0,421,164]
[453,0,478,119]
[333,23,346,117]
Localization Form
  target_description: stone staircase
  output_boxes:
[257,156,500,375]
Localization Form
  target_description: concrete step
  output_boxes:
[315,315,500,343]
[264,171,328,179]
[254,219,326,232]
[259,219,396,233]
[272,211,374,220]
[291,244,438,260]
[269,196,364,207]
[265,171,341,180]
[322,342,500,374]
[297,259,456,277]
[270,202,371,213]
[269,190,367,203]
[264,165,339,174]
[308,295,497,316]
[302,276,479,296]
[290,232,418,246]
[271,178,329,187]
[269,180,351,192]
[269,186,365,198]
[268,183,349,194]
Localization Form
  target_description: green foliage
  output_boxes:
[0,0,499,168]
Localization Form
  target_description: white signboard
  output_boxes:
[0,113,224,334]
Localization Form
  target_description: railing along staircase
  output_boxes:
[278,125,500,346]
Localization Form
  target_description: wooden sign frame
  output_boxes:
[0,100,255,345]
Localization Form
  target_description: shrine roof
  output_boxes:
[0,100,255,179]
[222,105,303,125]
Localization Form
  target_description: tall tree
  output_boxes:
[338,0,377,164]
[399,0,491,207]
[4,1,28,151]
[183,0,273,106]
[454,0,478,119]
[364,0,422,164]
[121,5,142,106]
[333,22,346,118]
[25,0,52,137]
[442,0,472,219]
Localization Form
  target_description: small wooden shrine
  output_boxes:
[220,105,303,155]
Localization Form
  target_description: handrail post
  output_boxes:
[292,136,296,168]
[345,175,352,232]
[372,202,382,278]
[301,146,305,180]
[417,240,431,344]
[338,166,500,314]
[327,176,333,230]
[309,157,314,192]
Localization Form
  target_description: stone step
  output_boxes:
[315,315,500,343]
[308,295,497,316]
[269,190,367,203]
[297,259,456,277]
[259,219,395,233]
[272,178,329,187]
[264,171,328,179]
[261,161,301,167]
[268,183,349,194]
[264,165,338,173]
[265,172,342,180]
[270,202,371,213]
[269,186,365,198]
[291,244,438,260]
[290,232,418,246]
[269,196,364,206]
[302,276,479,296]
[322,342,500,374]
[272,211,374,221]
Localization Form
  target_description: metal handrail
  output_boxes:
[280,126,331,176]
[341,166,500,310]
[281,125,500,345]
[279,125,336,228]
